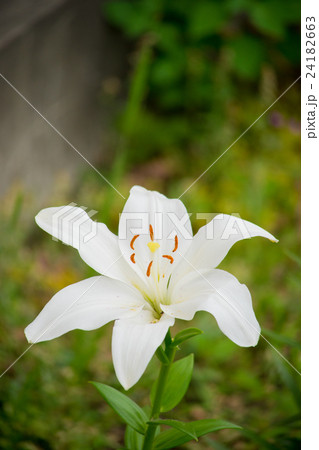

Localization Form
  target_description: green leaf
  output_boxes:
[151,54,185,87]
[172,328,203,346]
[154,419,242,449]
[188,2,226,39]
[103,1,150,38]
[125,426,144,450]
[227,36,265,80]
[149,419,198,441]
[250,2,287,38]
[156,24,181,53]
[90,382,147,434]
[155,346,170,365]
[151,354,194,412]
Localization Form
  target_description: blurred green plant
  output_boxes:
[103,0,300,113]
[102,0,300,173]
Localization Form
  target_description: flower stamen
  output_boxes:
[146,261,153,277]
[130,253,136,264]
[162,255,174,264]
[149,224,154,241]
[130,234,139,250]
[172,235,178,252]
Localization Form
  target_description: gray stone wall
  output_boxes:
[0,0,126,200]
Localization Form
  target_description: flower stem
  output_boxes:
[142,331,176,450]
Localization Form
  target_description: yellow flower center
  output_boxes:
[147,241,160,253]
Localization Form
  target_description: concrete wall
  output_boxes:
[0,0,126,200]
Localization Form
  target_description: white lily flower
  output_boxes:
[25,186,277,389]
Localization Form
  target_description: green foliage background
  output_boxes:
[0,0,300,448]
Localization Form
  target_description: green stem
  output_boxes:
[142,331,176,450]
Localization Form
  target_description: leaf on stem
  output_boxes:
[148,419,198,441]
[172,327,203,346]
[90,382,148,434]
[155,346,170,365]
[125,425,144,450]
[151,354,194,412]
[153,419,242,449]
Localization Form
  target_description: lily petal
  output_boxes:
[112,310,175,390]
[118,186,192,280]
[35,206,134,283]
[173,214,277,279]
[25,276,145,343]
[162,269,260,347]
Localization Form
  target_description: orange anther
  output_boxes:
[149,224,154,241]
[146,260,153,277]
[162,255,174,264]
[130,234,139,250]
[130,253,136,264]
[172,235,178,252]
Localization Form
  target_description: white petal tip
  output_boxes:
[34,208,55,237]
[246,332,260,347]
[24,329,34,344]
[24,324,43,344]
[270,238,279,243]
[238,338,259,348]
[251,337,260,347]
[34,209,49,226]
[121,381,133,391]
[130,185,145,194]
[116,373,137,390]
